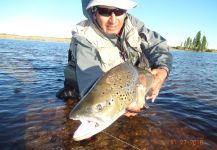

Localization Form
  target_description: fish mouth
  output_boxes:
[72,110,126,141]
[73,118,105,141]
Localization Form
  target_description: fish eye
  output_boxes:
[96,104,103,111]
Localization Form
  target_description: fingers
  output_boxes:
[146,86,159,102]
[124,106,142,117]
[124,111,137,117]
[146,94,157,102]
[146,81,159,103]
[146,68,167,102]
[136,84,146,108]
[151,69,158,75]
[126,101,141,112]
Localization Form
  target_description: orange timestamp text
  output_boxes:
[169,138,204,146]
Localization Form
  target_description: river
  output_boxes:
[0,39,216,150]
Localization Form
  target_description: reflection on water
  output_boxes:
[0,39,216,150]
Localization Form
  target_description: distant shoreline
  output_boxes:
[0,33,71,43]
[1,33,216,53]
[171,47,217,53]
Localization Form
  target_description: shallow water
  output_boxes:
[0,39,216,150]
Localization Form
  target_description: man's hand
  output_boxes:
[146,68,167,102]
[124,68,168,117]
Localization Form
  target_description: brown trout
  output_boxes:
[69,62,153,141]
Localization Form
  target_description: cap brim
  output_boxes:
[86,0,137,10]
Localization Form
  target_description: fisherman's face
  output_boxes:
[94,6,126,34]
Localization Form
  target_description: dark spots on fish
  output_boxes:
[96,104,103,112]
[95,123,99,127]
[106,98,114,106]
[119,93,128,102]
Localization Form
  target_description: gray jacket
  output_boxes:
[67,2,172,96]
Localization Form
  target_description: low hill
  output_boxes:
[0,33,71,43]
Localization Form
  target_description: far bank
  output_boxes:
[0,33,71,43]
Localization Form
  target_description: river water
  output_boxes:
[0,39,216,150]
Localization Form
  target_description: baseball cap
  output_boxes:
[86,0,137,10]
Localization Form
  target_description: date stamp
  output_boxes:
[169,138,205,146]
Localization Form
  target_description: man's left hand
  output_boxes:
[146,68,167,102]
[124,68,168,117]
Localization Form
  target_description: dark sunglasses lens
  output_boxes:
[114,9,126,16]
[97,8,126,16]
[97,8,110,16]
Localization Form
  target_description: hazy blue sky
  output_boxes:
[0,0,216,49]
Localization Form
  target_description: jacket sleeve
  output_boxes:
[128,14,173,74]
[69,35,103,97]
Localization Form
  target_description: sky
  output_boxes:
[0,0,217,49]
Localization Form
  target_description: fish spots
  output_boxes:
[126,71,132,78]
[107,101,111,105]
[118,93,128,104]
[95,98,115,112]
[96,104,103,112]
[106,99,114,106]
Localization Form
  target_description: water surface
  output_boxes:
[0,39,216,150]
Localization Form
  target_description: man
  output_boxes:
[56,0,172,116]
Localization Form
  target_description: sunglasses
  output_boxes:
[96,7,126,17]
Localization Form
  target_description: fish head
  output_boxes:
[69,86,125,141]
